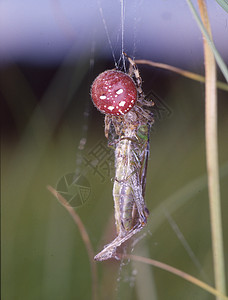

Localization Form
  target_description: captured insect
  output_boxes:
[91,53,154,261]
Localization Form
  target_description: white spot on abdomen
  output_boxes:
[119,101,126,107]
[100,95,106,100]
[116,88,123,95]
[108,106,114,111]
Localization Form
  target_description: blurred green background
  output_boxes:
[1,54,228,300]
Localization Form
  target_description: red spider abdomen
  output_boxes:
[91,70,137,115]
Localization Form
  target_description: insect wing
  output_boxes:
[136,124,150,197]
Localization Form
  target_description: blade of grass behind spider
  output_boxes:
[198,1,227,298]
[186,0,228,82]
[216,0,228,13]
[126,163,227,300]
[134,59,228,92]
[47,185,98,300]
[120,254,228,300]
[190,1,227,299]
[147,162,228,236]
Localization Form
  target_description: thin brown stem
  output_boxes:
[119,254,228,300]
[47,185,98,300]
[197,1,226,299]
[134,59,228,91]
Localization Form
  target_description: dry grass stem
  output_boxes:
[197,1,227,298]
[135,59,228,91]
[47,185,98,300]
[120,254,228,300]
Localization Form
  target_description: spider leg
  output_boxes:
[134,105,154,123]
[124,53,144,98]
[141,98,155,107]
[112,116,124,136]
[104,115,112,139]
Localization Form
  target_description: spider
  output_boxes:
[91,55,155,260]
[91,53,154,140]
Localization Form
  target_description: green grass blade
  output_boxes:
[186,0,228,82]
[216,0,228,13]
